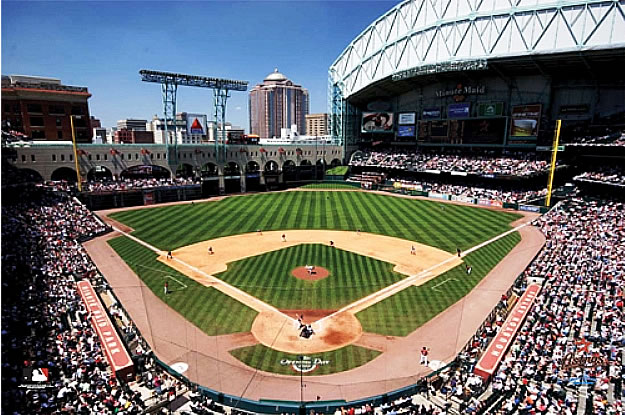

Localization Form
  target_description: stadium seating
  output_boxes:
[387,179,548,204]
[83,177,199,193]
[349,149,553,177]
[2,177,623,415]
[574,167,625,187]
[1,186,183,414]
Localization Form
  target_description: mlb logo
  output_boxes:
[22,367,49,382]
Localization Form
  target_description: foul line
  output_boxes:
[431,278,457,292]
[113,220,530,328]
[111,226,293,321]
[316,221,531,325]
[165,275,188,290]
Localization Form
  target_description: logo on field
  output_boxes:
[280,356,330,373]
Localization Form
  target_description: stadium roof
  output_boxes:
[329,0,625,98]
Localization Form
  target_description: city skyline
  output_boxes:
[1,1,397,132]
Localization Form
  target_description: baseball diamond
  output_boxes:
[88,189,543,392]
[4,0,624,413]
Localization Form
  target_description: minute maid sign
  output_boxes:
[280,356,330,373]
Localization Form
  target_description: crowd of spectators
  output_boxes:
[2,166,623,414]
[566,131,625,147]
[350,150,553,177]
[574,166,625,186]
[1,186,180,414]
[337,197,623,415]
[83,177,199,193]
[411,198,625,414]
[388,178,547,204]
[483,198,624,414]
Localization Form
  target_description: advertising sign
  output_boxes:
[448,118,507,145]
[478,102,504,117]
[560,104,589,114]
[422,108,441,119]
[398,113,416,125]
[474,284,541,380]
[143,191,154,206]
[451,195,475,204]
[510,105,541,136]
[418,120,449,143]
[186,113,208,136]
[362,112,394,133]
[428,192,450,200]
[519,204,541,213]
[397,125,416,137]
[448,103,471,118]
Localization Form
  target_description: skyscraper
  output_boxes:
[249,69,309,138]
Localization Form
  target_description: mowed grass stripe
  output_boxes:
[229,344,381,376]
[356,231,522,337]
[108,236,257,335]
[354,192,391,236]
[215,244,401,310]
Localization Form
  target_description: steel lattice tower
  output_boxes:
[140,70,248,166]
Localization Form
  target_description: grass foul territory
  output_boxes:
[229,344,381,376]
[356,231,521,337]
[108,236,258,335]
[214,244,404,310]
[109,191,520,252]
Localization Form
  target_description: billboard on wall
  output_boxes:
[398,113,416,125]
[418,120,449,143]
[449,118,507,145]
[448,103,471,118]
[422,108,441,119]
[477,102,504,117]
[186,113,208,136]
[510,105,541,137]
[362,112,394,133]
[397,125,416,137]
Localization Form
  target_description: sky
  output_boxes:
[2,1,398,131]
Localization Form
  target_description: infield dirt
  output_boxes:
[153,229,461,353]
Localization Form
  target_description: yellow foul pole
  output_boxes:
[545,119,561,207]
[70,116,83,192]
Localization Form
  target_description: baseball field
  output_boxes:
[103,190,528,378]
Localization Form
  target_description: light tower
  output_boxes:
[140,70,248,165]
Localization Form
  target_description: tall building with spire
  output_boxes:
[249,68,309,138]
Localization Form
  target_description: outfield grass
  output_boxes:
[356,231,521,336]
[215,244,403,310]
[108,236,258,335]
[229,344,381,376]
[110,191,520,253]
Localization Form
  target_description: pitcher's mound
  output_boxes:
[291,266,330,281]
